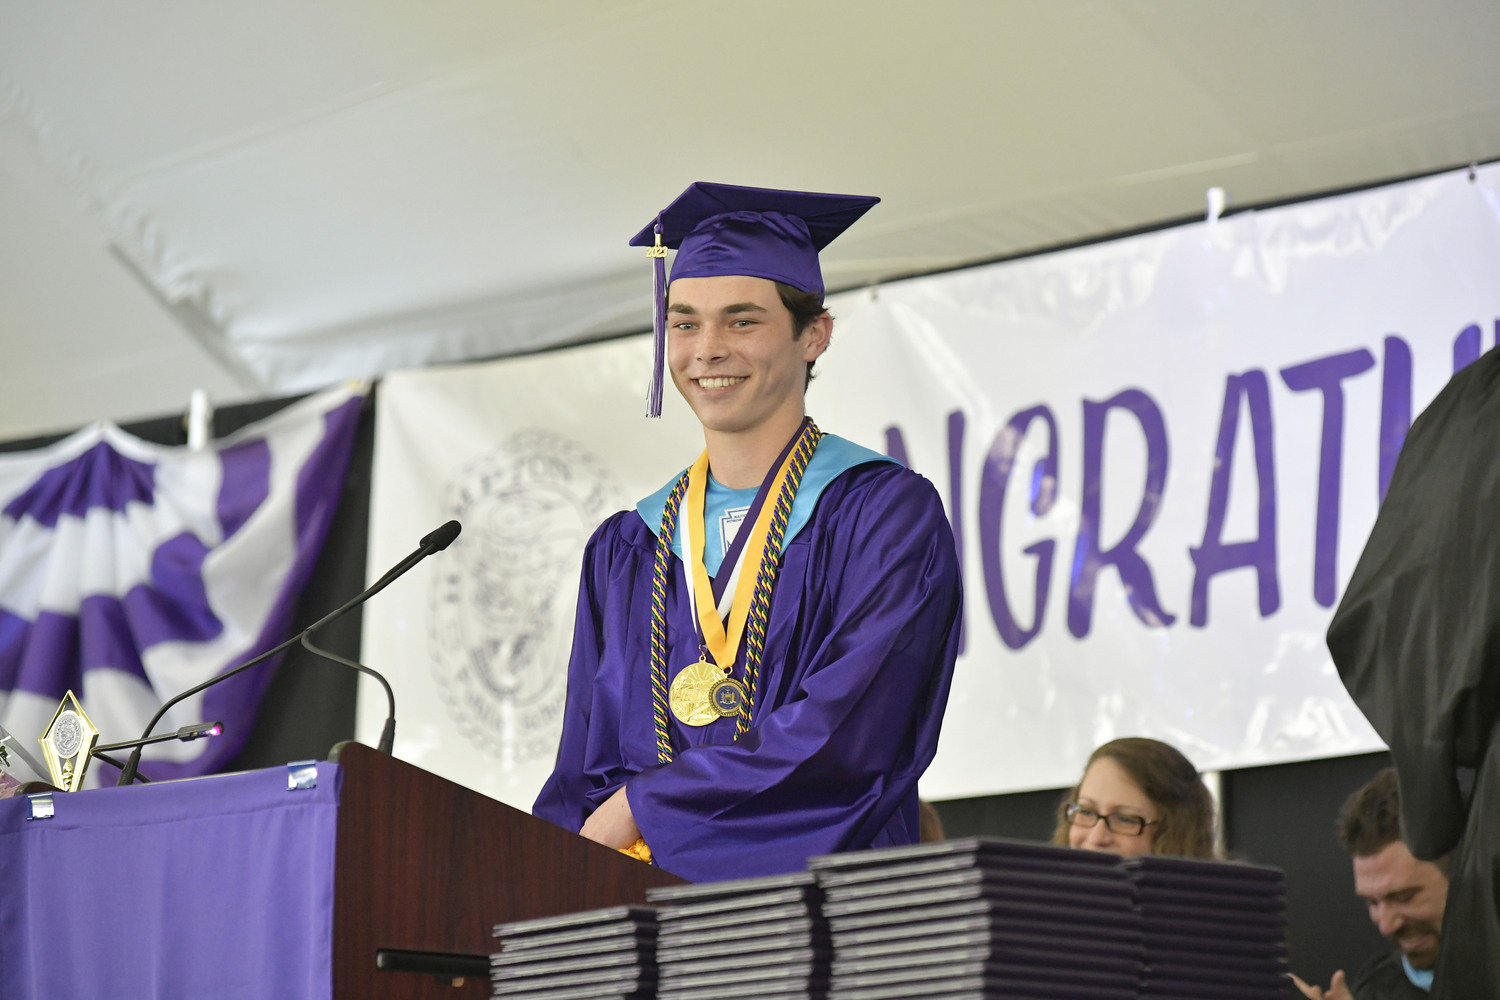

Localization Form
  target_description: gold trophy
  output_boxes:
[39,691,100,792]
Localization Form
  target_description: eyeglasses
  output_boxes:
[1064,802,1159,837]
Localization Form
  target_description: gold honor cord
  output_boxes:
[650,473,691,759]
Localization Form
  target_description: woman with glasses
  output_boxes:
[1052,737,1217,859]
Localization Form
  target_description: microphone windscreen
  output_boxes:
[420,519,462,551]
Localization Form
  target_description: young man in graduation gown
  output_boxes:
[532,183,963,882]
[1327,349,1500,998]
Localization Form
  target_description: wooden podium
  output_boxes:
[330,741,686,998]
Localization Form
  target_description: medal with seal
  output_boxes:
[709,676,748,719]
[39,690,101,792]
[669,659,725,727]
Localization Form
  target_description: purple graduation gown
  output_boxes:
[532,459,962,882]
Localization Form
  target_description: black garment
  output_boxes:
[1327,350,1500,999]
[1350,953,1428,1000]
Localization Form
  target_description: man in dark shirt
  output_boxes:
[1293,769,1447,999]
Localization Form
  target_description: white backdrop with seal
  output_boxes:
[360,164,1500,807]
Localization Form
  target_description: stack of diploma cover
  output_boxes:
[646,871,831,1000]
[1122,856,1291,1000]
[491,905,659,1000]
[808,838,1146,1000]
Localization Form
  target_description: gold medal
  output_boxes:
[669,658,725,727]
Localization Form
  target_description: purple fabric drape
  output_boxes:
[0,762,340,999]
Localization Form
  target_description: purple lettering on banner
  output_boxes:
[978,405,1059,649]
[1379,336,1412,504]
[1280,348,1376,608]
[1067,389,1176,638]
[947,410,967,655]
[1189,371,1279,628]
[1453,323,1482,373]
[884,426,909,467]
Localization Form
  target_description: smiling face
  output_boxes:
[1067,756,1160,858]
[666,275,829,443]
[1352,840,1448,969]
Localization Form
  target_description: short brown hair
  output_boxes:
[775,281,829,390]
[1051,738,1218,858]
[1336,767,1401,857]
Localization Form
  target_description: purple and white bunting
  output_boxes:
[0,383,365,783]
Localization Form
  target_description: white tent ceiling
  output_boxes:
[3,1,1499,439]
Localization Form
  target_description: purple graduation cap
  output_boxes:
[629,181,880,417]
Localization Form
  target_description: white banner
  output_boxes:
[363,164,1500,805]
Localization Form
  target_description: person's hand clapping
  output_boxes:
[1290,970,1353,1000]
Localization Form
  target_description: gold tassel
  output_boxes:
[617,837,653,863]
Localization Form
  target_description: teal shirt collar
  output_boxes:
[635,433,897,557]
[1400,956,1434,993]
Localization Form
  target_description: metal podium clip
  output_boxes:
[27,792,55,820]
[286,761,318,791]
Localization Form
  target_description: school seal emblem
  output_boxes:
[429,429,626,768]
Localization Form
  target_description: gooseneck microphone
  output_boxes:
[114,519,461,786]
[91,722,224,783]
[297,518,460,755]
